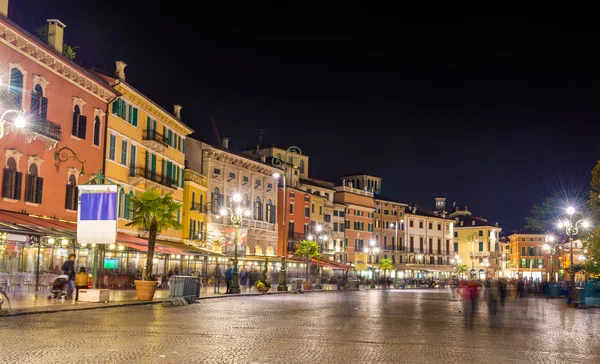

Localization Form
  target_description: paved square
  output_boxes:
[1,289,599,363]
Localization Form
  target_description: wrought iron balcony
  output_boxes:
[129,167,178,190]
[30,118,62,142]
[142,129,168,152]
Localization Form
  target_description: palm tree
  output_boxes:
[456,263,468,279]
[295,240,320,281]
[379,258,393,278]
[126,189,183,280]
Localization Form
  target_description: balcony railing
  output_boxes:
[190,201,205,212]
[142,129,168,147]
[30,118,62,142]
[129,167,178,189]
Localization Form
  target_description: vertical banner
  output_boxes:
[77,184,118,245]
[224,226,247,258]
[354,253,367,271]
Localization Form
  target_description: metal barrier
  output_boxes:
[168,276,200,303]
[291,278,303,292]
[348,279,360,291]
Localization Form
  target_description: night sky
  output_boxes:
[7,2,600,232]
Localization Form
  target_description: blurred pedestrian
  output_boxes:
[75,267,88,301]
[225,265,233,293]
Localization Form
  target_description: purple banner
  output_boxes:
[79,193,117,220]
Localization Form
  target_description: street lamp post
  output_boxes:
[390,219,404,288]
[556,206,590,303]
[308,224,328,289]
[466,232,479,278]
[543,235,559,282]
[218,193,251,294]
[272,146,302,292]
[364,239,379,289]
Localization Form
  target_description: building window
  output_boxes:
[305,207,310,217]
[311,204,315,213]
[9,68,24,109]
[31,84,48,120]
[299,160,305,174]
[479,241,484,251]
[25,164,43,204]
[454,231,458,238]
[255,179,261,187]
[65,175,77,210]
[229,172,235,179]
[108,135,116,160]
[120,140,128,165]
[428,222,433,229]
[266,199,275,223]
[255,197,263,220]
[437,223,441,231]
[93,116,101,146]
[419,221,423,229]
[289,203,294,214]
[243,176,249,184]
[2,157,22,200]
[213,168,220,175]
[71,105,87,139]
[479,230,483,237]
[409,220,414,228]
[319,206,323,215]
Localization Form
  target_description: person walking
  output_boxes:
[225,265,233,294]
[75,267,89,301]
[61,254,76,300]
[240,267,248,290]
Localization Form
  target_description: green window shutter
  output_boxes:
[124,192,130,219]
[144,151,149,170]
[146,116,151,130]
[118,188,125,218]
[112,100,118,114]
[163,126,167,142]
[180,169,184,188]
[132,108,138,127]
[153,119,157,130]
[166,161,173,180]
[168,130,172,147]
[151,154,156,173]
[182,138,185,153]
[128,105,133,124]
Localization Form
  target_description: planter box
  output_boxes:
[78,289,110,303]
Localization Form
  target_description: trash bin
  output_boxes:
[574,287,586,308]
[291,278,303,292]
[168,276,200,303]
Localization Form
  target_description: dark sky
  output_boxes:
[7,2,600,232]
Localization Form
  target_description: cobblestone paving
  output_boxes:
[0,289,599,364]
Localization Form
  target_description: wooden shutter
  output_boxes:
[78,115,87,139]
[132,108,138,127]
[112,99,118,114]
[72,110,78,136]
[166,161,173,181]
[41,97,48,119]
[36,177,43,204]
[124,193,130,219]
[128,105,133,124]
[146,116,151,131]
[65,184,72,209]
[31,91,40,118]
[2,169,10,197]
[15,172,22,200]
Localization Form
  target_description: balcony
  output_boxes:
[129,167,178,191]
[207,213,275,232]
[142,129,168,153]
[10,116,61,149]
[470,251,498,258]
[190,201,205,213]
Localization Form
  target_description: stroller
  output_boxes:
[48,274,70,300]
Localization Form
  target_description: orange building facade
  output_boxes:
[0,15,116,220]
[277,186,311,257]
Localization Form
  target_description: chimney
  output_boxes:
[46,19,66,53]
[173,105,182,120]
[115,61,127,80]
[1,0,8,17]
[222,137,229,150]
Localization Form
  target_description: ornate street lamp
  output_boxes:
[543,235,561,282]
[272,146,302,292]
[218,193,251,294]
[54,146,86,175]
[307,224,329,289]
[389,219,404,288]
[0,109,27,139]
[364,239,379,289]
[556,207,591,303]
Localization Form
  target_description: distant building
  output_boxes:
[449,205,502,279]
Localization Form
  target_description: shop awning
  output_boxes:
[155,240,223,256]
[0,210,76,238]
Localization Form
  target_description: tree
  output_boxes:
[126,189,182,280]
[379,258,393,278]
[295,240,320,281]
[34,24,79,61]
[456,264,468,277]
[525,197,561,232]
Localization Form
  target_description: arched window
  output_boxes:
[199,194,203,210]
[299,160,305,174]
[93,116,101,146]
[243,193,250,209]
[191,191,196,208]
[10,68,23,109]
[254,196,263,221]
[71,105,87,139]
[31,84,48,119]
[65,175,78,210]
[212,187,222,212]
[25,164,43,204]
[266,198,275,224]
[2,157,22,200]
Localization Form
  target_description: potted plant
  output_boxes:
[255,257,271,293]
[126,189,182,301]
[379,258,393,288]
[295,240,320,291]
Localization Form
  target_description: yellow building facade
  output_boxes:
[451,214,501,279]
[182,169,208,248]
[98,63,193,242]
